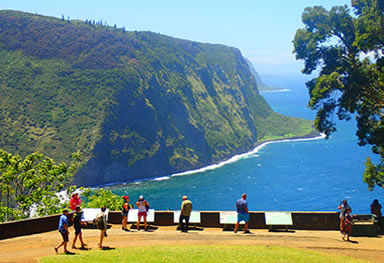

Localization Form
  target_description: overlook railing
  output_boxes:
[0,211,343,240]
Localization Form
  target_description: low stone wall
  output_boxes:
[0,214,72,240]
[292,212,340,230]
[0,211,347,240]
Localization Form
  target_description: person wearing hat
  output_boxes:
[54,209,73,254]
[69,192,81,212]
[136,195,150,231]
[180,195,193,233]
[72,205,87,249]
[121,195,132,231]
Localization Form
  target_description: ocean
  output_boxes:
[107,74,384,214]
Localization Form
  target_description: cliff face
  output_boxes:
[0,10,314,186]
[245,58,278,92]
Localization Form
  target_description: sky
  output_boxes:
[0,0,351,76]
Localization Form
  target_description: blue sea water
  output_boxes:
[108,75,384,214]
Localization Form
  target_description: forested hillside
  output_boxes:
[0,10,315,186]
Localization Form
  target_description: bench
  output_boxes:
[265,211,293,231]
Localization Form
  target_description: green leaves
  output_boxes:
[81,188,122,211]
[0,148,80,221]
[293,0,384,191]
[363,157,384,191]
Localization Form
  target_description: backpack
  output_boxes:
[94,212,105,226]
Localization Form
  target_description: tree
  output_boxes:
[81,188,122,211]
[293,0,384,191]
[0,149,81,221]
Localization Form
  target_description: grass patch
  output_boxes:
[41,245,365,263]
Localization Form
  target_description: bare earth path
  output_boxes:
[0,225,383,262]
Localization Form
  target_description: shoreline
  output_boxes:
[260,88,291,93]
[170,132,324,178]
[101,132,325,188]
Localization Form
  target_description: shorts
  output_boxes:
[237,213,249,223]
[60,231,69,242]
[138,211,147,217]
[98,224,106,230]
[75,226,82,235]
[122,211,129,217]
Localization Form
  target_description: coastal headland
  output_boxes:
[0,10,316,186]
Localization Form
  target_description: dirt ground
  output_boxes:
[0,225,383,262]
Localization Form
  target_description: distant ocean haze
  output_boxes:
[108,75,383,214]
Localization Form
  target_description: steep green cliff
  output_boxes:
[0,10,315,186]
[245,58,279,92]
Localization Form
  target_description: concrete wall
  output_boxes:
[0,211,344,240]
[291,212,339,230]
[0,213,72,240]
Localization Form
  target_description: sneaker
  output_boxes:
[64,251,75,255]
[54,247,58,254]
[244,230,251,234]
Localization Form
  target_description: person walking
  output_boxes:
[72,205,87,249]
[342,209,354,241]
[136,195,150,231]
[54,209,73,254]
[338,200,352,234]
[234,193,250,234]
[179,195,193,233]
[95,207,108,249]
[121,195,132,231]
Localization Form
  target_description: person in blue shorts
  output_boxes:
[54,209,74,254]
[234,193,251,233]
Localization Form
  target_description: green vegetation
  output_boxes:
[0,148,80,222]
[0,10,315,186]
[293,0,384,191]
[0,146,126,222]
[81,188,122,211]
[41,245,366,263]
[257,113,315,142]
